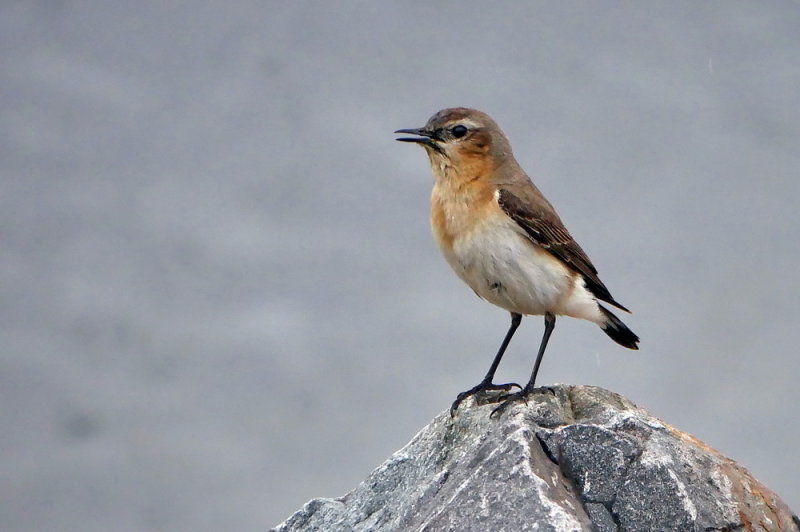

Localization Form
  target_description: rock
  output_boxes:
[272,385,798,531]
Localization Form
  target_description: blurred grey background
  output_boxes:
[2,2,799,531]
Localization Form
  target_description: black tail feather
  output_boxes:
[599,305,639,350]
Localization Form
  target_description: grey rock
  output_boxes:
[273,385,798,531]
[584,502,616,532]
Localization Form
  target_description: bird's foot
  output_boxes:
[489,386,554,418]
[450,381,521,417]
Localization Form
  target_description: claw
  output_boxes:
[489,386,555,418]
[490,390,529,418]
[450,381,521,417]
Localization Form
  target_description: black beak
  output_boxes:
[394,128,436,145]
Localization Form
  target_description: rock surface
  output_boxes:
[273,385,798,531]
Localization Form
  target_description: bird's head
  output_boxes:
[395,108,514,180]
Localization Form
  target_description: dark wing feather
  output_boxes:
[497,188,630,312]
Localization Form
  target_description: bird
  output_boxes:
[395,107,639,416]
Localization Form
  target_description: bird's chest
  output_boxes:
[435,211,529,290]
[430,185,570,313]
[430,182,496,264]
[430,189,512,286]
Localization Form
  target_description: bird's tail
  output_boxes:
[598,304,639,350]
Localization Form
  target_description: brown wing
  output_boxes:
[497,187,630,312]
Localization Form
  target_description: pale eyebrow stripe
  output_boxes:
[444,118,481,129]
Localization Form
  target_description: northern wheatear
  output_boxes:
[395,108,639,416]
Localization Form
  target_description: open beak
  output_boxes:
[394,128,436,145]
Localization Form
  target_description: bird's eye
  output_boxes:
[450,125,468,138]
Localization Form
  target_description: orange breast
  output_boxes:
[430,175,498,253]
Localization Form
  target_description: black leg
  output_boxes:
[482,312,522,384]
[491,312,557,417]
[450,313,523,416]
[524,312,556,392]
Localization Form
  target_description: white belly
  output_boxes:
[437,215,603,323]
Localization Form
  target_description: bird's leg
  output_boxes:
[450,313,523,416]
[525,312,556,392]
[491,312,556,418]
